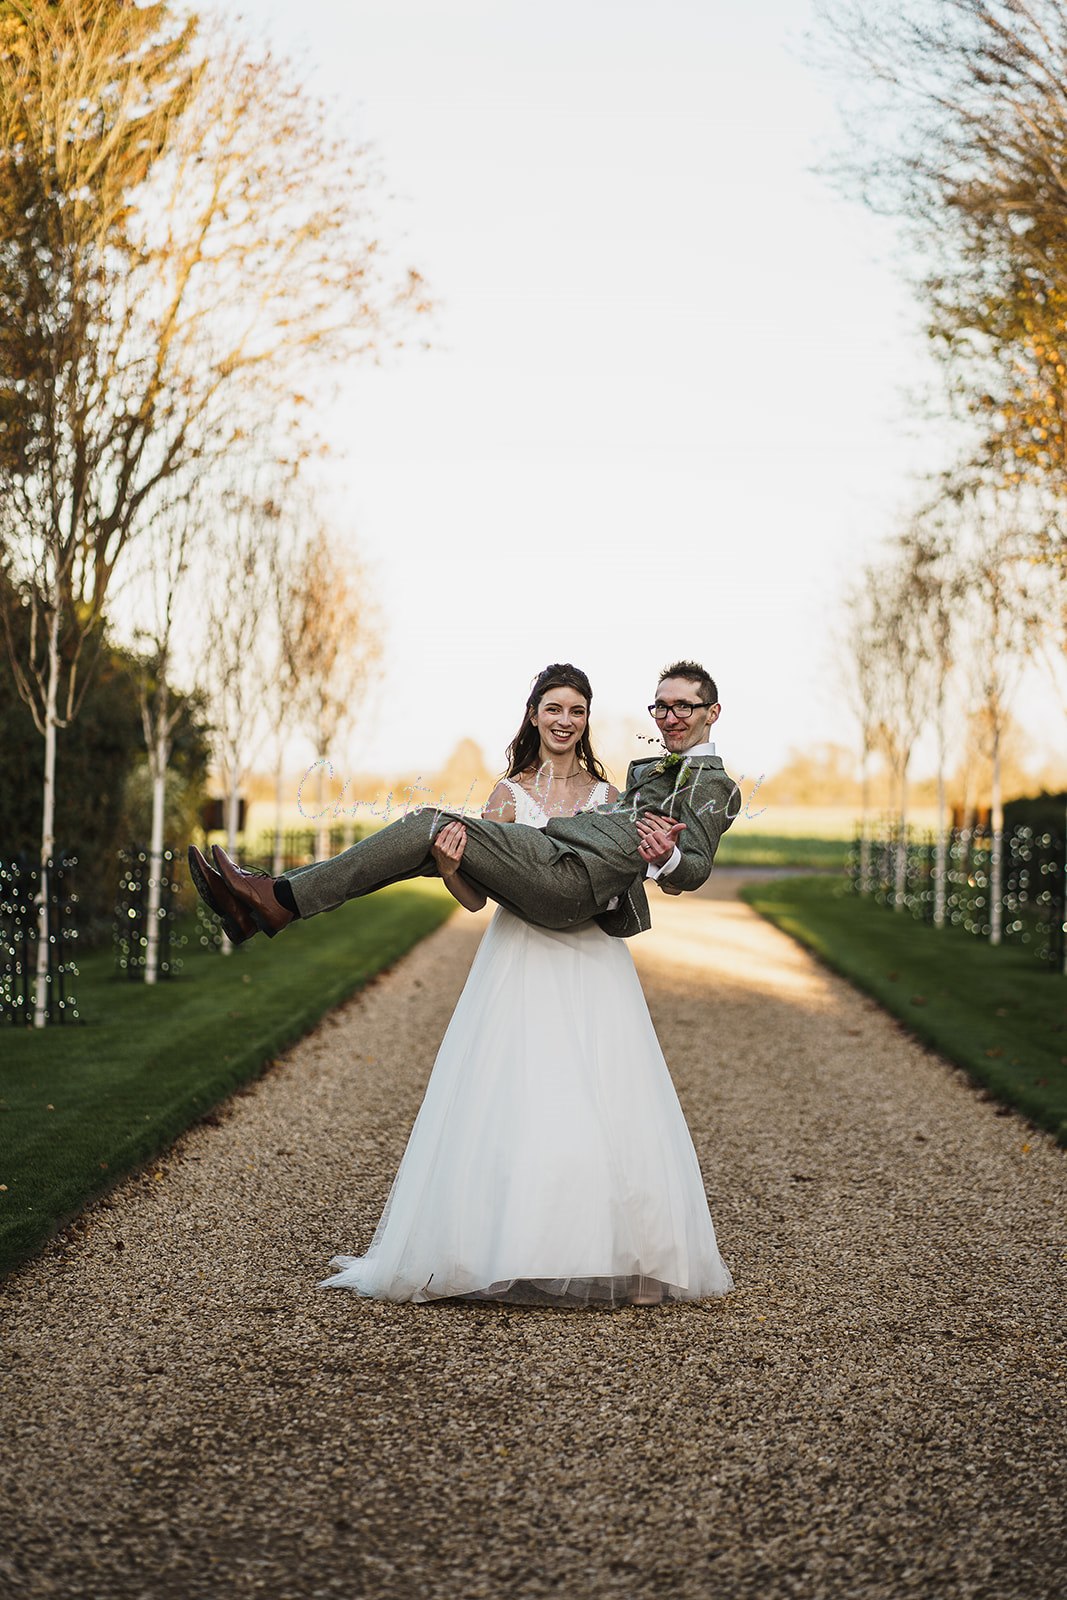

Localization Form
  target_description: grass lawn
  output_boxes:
[739,875,1067,1146]
[717,833,850,870]
[0,881,456,1278]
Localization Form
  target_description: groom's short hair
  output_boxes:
[659,659,718,705]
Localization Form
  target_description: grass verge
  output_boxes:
[738,875,1067,1146]
[0,881,455,1278]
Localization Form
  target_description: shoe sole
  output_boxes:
[187,847,254,945]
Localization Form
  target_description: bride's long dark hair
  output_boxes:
[504,663,609,783]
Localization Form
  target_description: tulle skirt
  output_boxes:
[318,906,734,1309]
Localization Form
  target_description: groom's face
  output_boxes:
[654,676,721,754]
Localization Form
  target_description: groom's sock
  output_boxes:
[273,879,299,916]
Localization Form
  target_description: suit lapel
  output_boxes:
[627,752,723,791]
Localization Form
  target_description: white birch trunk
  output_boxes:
[893,760,909,911]
[226,782,240,855]
[962,758,976,834]
[934,703,948,930]
[1062,800,1067,978]
[989,720,1003,946]
[33,604,62,1029]
[144,740,168,985]
[272,748,285,876]
[859,747,871,895]
[315,759,329,862]
[934,763,948,930]
[221,780,241,956]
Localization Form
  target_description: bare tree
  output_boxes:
[264,520,319,874]
[896,521,966,926]
[259,497,382,871]
[125,486,205,983]
[288,528,382,861]
[957,498,1046,943]
[0,0,427,1020]
[832,562,889,893]
[197,487,282,951]
[867,544,935,909]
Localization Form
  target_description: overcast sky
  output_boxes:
[221,0,1055,786]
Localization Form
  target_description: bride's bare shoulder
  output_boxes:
[482,778,517,823]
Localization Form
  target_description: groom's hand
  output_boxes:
[637,813,685,866]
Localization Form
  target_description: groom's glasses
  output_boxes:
[648,700,712,721]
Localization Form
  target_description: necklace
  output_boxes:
[517,767,599,811]
[527,763,584,784]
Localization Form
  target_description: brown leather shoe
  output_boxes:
[211,844,294,937]
[187,846,258,945]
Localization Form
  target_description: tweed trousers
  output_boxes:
[282,808,633,931]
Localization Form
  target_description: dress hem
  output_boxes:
[318,1261,735,1310]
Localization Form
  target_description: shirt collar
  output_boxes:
[642,738,720,765]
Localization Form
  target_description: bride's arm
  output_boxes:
[431,820,487,913]
[482,780,517,823]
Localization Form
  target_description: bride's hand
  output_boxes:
[432,820,468,879]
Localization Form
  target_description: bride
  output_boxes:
[318,662,734,1309]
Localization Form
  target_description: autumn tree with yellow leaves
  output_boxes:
[816,1,1067,636]
[0,0,426,1021]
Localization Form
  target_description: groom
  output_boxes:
[189,660,741,943]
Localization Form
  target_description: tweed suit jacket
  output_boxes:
[544,751,740,939]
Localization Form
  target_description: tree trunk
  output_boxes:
[272,748,285,876]
[222,780,241,956]
[934,713,947,930]
[859,745,871,895]
[962,756,976,833]
[33,607,62,1029]
[143,736,168,985]
[990,717,1003,946]
[934,768,947,930]
[893,757,909,910]
[315,758,329,862]
[226,782,240,855]
[143,673,171,985]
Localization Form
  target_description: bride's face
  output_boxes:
[530,686,589,761]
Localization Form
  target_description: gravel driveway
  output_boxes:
[2,884,1064,1600]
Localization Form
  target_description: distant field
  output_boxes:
[714,805,945,869]
[716,833,848,870]
[726,804,941,840]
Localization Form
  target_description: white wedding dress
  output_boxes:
[318,779,734,1309]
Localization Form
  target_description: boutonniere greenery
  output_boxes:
[648,752,693,789]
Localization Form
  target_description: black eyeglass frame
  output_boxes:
[647,700,714,721]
